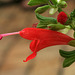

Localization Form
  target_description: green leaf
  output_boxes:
[70,9,75,18]
[36,13,57,28]
[47,23,65,30]
[68,40,75,47]
[59,25,71,34]
[59,50,75,58]
[63,56,75,67]
[59,49,75,67]
[49,7,58,15]
[35,5,50,14]
[70,18,75,30]
[51,0,58,5]
[74,32,75,38]
[36,13,57,23]
[69,9,75,30]
[28,0,49,6]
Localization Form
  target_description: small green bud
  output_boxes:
[56,0,61,3]
[58,1,67,8]
[49,7,58,15]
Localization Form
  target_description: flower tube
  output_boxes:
[0,28,74,62]
[19,28,74,62]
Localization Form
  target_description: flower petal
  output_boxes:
[23,52,37,62]
[30,39,70,53]
[30,40,40,52]
[20,28,73,42]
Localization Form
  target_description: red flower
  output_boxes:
[19,28,74,62]
[57,12,68,25]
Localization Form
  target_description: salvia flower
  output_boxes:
[0,28,74,62]
[57,12,68,25]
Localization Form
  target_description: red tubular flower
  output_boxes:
[0,28,74,62]
[57,12,68,24]
[19,28,74,62]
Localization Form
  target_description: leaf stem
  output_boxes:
[48,1,53,7]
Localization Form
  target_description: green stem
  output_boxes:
[58,8,63,12]
[48,1,53,7]
[48,1,57,8]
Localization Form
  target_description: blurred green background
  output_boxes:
[0,0,75,75]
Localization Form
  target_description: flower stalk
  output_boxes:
[0,31,19,40]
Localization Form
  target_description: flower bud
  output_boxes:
[49,7,58,15]
[57,12,68,25]
[58,1,67,8]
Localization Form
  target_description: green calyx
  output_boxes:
[68,40,75,47]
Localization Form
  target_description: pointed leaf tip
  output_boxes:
[35,5,50,14]
[63,56,75,68]
[28,0,49,6]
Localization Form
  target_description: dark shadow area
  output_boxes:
[0,0,23,7]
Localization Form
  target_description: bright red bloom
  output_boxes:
[57,12,68,25]
[19,28,74,62]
